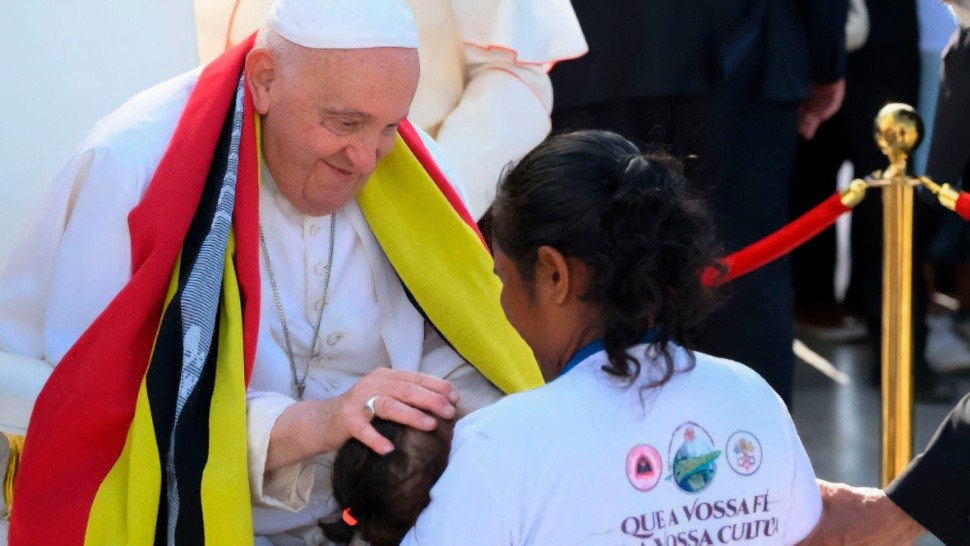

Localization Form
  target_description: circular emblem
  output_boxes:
[726,430,763,476]
[668,422,720,494]
[626,445,663,492]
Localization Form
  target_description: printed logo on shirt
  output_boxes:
[668,422,720,494]
[626,444,663,492]
[725,431,762,476]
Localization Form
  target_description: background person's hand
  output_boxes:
[796,479,924,545]
[798,79,846,140]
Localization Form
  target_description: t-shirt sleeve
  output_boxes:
[400,417,517,545]
[777,393,823,544]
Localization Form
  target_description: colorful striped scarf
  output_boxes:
[9,35,540,546]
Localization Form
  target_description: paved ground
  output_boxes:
[791,330,965,545]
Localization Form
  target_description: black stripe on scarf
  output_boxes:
[146,98,235,546]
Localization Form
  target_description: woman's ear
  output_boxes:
[245,49,276,115]
[535,246,571,305]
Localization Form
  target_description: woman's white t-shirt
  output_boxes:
[402,343,821,546]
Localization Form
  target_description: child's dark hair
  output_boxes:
[320,418,454,546]
[491,129,724,388]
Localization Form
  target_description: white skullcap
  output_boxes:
[268,0,419,49]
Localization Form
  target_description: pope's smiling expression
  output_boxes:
[247,40,419,217]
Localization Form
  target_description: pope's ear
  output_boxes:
[245,49,276,115]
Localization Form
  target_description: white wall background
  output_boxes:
[0,1,200,265]
[0,8,197,542]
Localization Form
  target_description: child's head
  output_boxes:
[321,417,455,546]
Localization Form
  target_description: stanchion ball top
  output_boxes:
[874,103,924,161]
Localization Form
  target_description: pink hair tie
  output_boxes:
[342,507,358,527]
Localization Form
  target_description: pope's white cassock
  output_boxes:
[0,75,500,545]
[0,2,529,544]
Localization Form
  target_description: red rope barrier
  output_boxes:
[956,191,970,221]
[702,191,851,287]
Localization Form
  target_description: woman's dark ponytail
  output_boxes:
[492,130,723,387]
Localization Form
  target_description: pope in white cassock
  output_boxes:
[0,1,554,544]
[195,0,588,219]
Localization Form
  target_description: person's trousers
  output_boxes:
[695,51,799,407]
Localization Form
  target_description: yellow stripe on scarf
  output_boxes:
[85,235,253,545]
[359,136,543,394]
[199,233,253,545]
[84,257,182,545]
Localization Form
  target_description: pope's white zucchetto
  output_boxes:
[268,0,419,49]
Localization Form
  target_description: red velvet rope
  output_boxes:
[955,191,970,221]
[702,192,850,287]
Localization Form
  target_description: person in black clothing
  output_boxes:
[550,0,847,406]
[790,0,919,325]
[923,18,970,374]
[803,392,970,545]
[886,392,970,545]
[787,0,952,399]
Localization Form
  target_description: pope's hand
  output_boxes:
[331,368,459,455]
[266,368,460,470]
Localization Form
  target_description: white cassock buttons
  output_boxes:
[326,332,343,346]
[314,262,329,276]
[309,223,321,236]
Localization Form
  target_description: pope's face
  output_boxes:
[254,46,419,216]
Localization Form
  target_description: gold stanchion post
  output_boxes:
[871,103,923,486]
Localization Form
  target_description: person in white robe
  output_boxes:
[0,1,536,543]
[194,0,588,219]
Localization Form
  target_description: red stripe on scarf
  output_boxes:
[9,36,259,545]
[397,119,487,247]
[235,71,260,384]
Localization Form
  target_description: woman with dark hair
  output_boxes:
[401,130,822,545]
